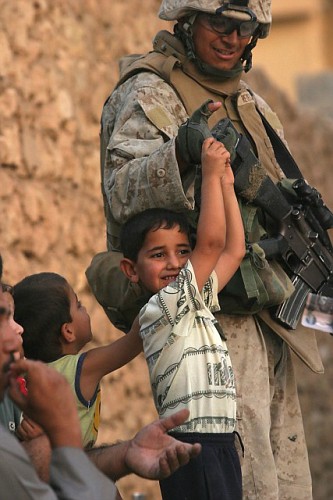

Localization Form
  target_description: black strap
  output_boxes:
[257,108,304,179]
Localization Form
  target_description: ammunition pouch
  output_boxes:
[218,202,295,314]
[218,242,295,314]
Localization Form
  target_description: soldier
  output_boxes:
[87,1,323,498]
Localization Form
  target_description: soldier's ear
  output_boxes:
[120,258,139,284]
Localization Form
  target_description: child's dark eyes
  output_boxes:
[0,306,10,320]
[151,252,164,259]
[150,249,190,259]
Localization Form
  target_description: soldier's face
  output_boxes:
[192,15,251,71]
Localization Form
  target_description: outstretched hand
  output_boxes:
[125,409,201,480]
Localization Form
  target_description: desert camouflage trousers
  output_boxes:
[215,313,312,500]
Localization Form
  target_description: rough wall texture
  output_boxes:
[0,1,332,499]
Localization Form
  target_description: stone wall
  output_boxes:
[1,2,332,499]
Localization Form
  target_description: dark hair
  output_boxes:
[120,208,191,261]
[0,255,14,294]
[13,273,72,362]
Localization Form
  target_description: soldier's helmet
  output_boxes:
[159,0,272,38]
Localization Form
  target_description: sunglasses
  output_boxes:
[198,14,259,38]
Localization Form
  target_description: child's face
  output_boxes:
[0,288,24,399]
[67,287,93,349]
[1,291,24,357]
[134,224,192,294]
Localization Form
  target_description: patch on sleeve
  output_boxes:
[144,105,173,129]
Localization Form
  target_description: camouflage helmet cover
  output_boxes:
[159,0,272,36]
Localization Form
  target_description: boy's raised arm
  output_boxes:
[215,168,246,291]
[190,137,229,291]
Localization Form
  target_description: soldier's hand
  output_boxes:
[176,100,221,165]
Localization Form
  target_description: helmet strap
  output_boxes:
[241,29,260,72]
[174,19,244,79]
[174,16,197,62]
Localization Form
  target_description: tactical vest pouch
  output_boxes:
[218,202,295,314]
[218,242,295,314]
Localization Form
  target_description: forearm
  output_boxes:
[215,184,246,288]
[86,441,131,481]
[196,175,226,250]
[21,434,51,482]
[222,184,246,259]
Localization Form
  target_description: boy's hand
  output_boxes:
[201,137,230,179]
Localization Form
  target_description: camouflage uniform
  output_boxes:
[91,2,324,498]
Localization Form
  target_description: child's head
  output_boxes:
[1,285,24,359]
[14,273,92,362]
[120,208,192,294]
[0,282,24,398]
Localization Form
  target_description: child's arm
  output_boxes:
[79,316,142,401]
[190,137,229,291]
[215,166,246,291]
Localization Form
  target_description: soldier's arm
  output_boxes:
[102,73,194,225]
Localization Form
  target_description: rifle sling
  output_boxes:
[256,108,303,180]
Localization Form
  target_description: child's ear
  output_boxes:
[120,258,139,284]
[61,322,76,344]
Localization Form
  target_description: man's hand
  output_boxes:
[8,358,82,449]
[125,409,201,480]
[176,100,222,166]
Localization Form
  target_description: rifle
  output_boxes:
[212,118,333,330]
